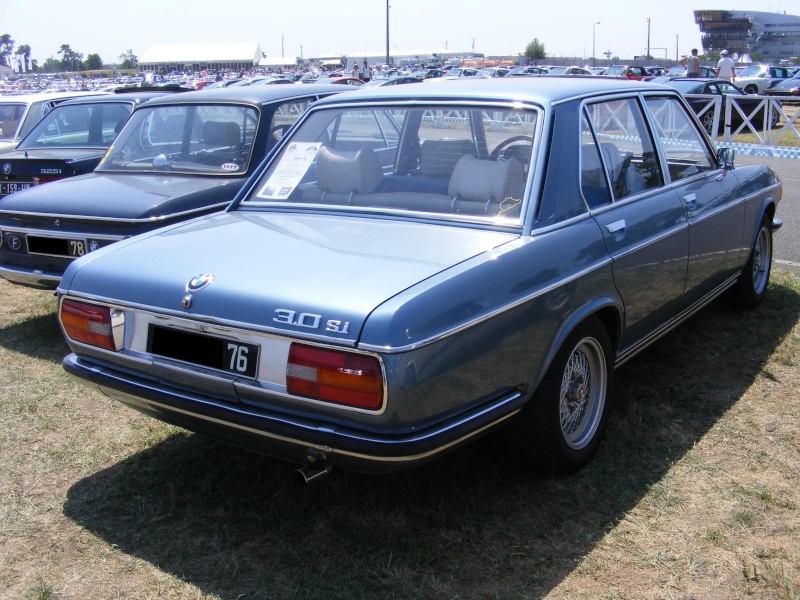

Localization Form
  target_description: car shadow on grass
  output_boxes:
[63,280,800,599]
[0,312,69,363]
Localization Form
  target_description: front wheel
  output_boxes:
[729,215,773,308]
[744,84,758,94]
[505,318,614,475]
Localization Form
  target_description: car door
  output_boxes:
[644,95,745,309]
[582,97,689,352]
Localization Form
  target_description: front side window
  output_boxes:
[645,96,716,182]
[243,104,537,224]
[584,97,663,200]
[97,104,258,175]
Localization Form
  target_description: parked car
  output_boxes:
[764,69,800,96]
[664,78,780,133]
[660,65,717,79]
[0,90,107,153]
[546,66,591,75]
[413,69,446,79]
[0,90,179,199]
[508,66,549,76]
[735,65,794,95]
[443,67,480,78]
[602,65,650,80]
[0,85,348,289]
[645,66,667,76]
[311,76,364,87]
[362,76,423,87]
[54,78,781,481]
[476,67,511,78]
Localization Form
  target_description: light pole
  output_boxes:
[385,0,390,68]
[592,22,600,67]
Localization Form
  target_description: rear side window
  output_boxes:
[644,96,715,182]
[583,97,664,200]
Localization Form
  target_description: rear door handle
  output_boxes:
[606,219,626,234]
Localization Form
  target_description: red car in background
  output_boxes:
[603,65,650,80]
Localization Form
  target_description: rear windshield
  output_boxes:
[96,103,259,175]
[241,103,538,225]
[0,103,27,141]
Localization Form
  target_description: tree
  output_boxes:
[15,44,31,72]
[84,53,103,71]
[0,34,14,67]
[58,44,84,72]
[41,57,60,73]
[118,49,138,70]
[524,39,547,64]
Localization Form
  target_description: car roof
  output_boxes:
[55,91,174,107]
[312,76,667,107]
[137,84,346,108]
[0,90,107,105]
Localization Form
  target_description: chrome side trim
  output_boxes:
[0,201,230,224]
[615,272,739,367]
[608,221,688,262]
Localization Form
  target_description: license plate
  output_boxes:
[147,325,260,378]
[27,237,89,257]
[0,182,32,195]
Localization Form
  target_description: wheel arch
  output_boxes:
[530,296,622,398]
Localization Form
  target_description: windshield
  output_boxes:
[96,103,258,175]
[604,66,625,76]
[242,103,537,225]
[18,102,132,149]
[548,67,569,75]
[0,103,27,141]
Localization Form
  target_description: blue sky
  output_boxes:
[5,0,800,65]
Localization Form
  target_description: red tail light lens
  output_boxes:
[32,176,62,186]
[60,299,120,351]
[287,344,383,410]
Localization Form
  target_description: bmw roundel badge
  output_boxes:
[2,163,10,175]
[186,273,214,293]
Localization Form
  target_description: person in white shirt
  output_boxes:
[716,49,736,82]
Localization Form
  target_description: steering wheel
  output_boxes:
[490,135,533,160]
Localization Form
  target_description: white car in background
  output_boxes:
[0,91,107,153]
[735,65,794,95]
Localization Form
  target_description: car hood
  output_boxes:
[62,211,518,345]
[0,147,107,161]
[0,172,241,219]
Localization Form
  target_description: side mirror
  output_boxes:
[718,146,735,170]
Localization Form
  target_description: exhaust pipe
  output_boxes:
[291,461,333,486]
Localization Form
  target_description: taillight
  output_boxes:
[32,176,62,186]
[287,343,383,410]
[60,298,122,351]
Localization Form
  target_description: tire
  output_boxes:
[505,317,614,475]
[701,111,715,135]
[744,85,758,94]
[769,107,779,128]
[729,215,773,308]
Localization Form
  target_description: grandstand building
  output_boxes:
[695,10,800,60]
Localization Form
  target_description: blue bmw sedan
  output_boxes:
[55,77,781,480]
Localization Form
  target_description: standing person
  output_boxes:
[352,62,360,79]
[679,48,701,77]
[361,60,371,83]
[716,49,736,83]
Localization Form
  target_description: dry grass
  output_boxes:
[0,272,798,600]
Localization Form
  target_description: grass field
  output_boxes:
[1,272,798,600]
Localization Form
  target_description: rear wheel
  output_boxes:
[744,84,758,94]
[701,111,715,134]
[729,215,773,308]
[505,317,613,475]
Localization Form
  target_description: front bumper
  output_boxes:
[63,353,526,473]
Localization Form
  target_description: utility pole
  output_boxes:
[675,34,679,61]
[385,0,390,67]
[647,17,651,58]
